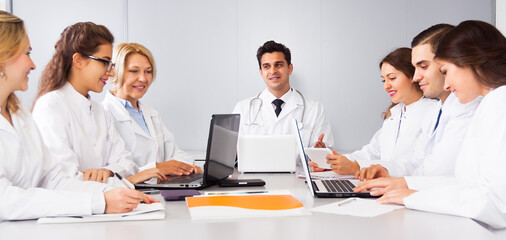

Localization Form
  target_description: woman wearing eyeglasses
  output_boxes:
[32,22,166,184]
[0,11,156,220]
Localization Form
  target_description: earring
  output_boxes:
[0,70,4,79]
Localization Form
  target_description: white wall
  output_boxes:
[13,0,494,151]
[498,0,506,35]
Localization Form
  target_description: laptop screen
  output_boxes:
[203,114,240,183]
[293,119,316,196]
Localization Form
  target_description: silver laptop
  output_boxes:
[135,114,240,189]
[237,135,296,173]
[293,120,373,198]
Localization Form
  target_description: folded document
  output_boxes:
[37,203,165,224]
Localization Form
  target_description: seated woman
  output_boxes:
[102,42,201,182]
[355,20,506,229]
[0,11,155,220]
[312,48,439,175]
[31,22,165,184]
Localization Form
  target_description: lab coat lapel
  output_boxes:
[140,103,158,152]
[259,90,278,124]
[276,91,302,121]
[106,92,151,139]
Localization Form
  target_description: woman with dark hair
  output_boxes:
[313,48,438,176]
[355,20,506,228]
[32,22,166,184]
[0,11,155,220]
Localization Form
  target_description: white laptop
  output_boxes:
[237,135,296,173]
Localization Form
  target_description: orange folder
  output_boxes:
[186,194,309,220]
[187,194,303,210]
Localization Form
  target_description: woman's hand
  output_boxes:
[156,160,196,176]
[353,177,408,197]
[83,168,113,183]
[326,150,360,175]
[127,168,168,184]
[104,188,159,214]
[355,164,390,181]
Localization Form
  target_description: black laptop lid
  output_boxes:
[202,114,240,184]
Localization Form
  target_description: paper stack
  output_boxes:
[37,203,165,224]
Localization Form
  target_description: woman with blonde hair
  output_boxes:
[102,43,200,182]
[0,10,155,220]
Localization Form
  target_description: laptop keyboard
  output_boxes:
[161,173,203,184]
[321,180,355,193]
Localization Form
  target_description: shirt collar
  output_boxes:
[62,82,93,111]
[262,88,293,103]
[113,94,142,113]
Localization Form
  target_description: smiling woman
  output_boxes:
[0,10,157,221]
[321,48,439,177]
[102,43,200,184]
[30,22,157,185]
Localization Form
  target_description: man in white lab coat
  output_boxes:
[358,24,481,181]
[233,40,334,148]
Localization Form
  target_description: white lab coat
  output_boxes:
[384,93,482,178]
[345,97,439,168]
[0,107,107,220]
[233,88,334,148]
[101,91,194,172]
[32,82,138,178]
[403,85,506,229]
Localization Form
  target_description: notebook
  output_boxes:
[237,135,296,173]
[293,120,374,198]
[135,114,240,189]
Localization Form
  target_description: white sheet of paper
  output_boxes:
[305,148,332,169]
[311,198,404,217]
[37,203,165,224]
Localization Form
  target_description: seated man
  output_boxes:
[233,40,334,148]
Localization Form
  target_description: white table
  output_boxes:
[0,171,503,240]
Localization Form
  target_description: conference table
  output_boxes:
[1,170,505,240]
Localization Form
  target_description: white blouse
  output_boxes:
[0,107,106,220]
[404,86,506,229]
[32,82,138,178]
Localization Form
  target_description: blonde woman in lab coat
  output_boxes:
[102,43,200,179]
[32,22,165,184]
[313,48,439,175]
[355,20,506,229]
[0,11,155,220]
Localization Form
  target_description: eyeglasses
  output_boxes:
[85,55,115,72]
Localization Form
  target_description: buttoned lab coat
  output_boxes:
[0,108,108,220]
[233,89,334,148]
[403,86,506,229]
[32,83,138,178]
[344,97,439,168]
[101,91,194,172]
[384,93,482,179]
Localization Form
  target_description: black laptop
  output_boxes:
[294,120,374,198]
[135,114,240,189]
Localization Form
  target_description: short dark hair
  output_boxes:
[411,24,454,53]
[435,20,506,89]
[256,40,291,68]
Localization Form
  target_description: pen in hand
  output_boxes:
[115,172,134,189]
